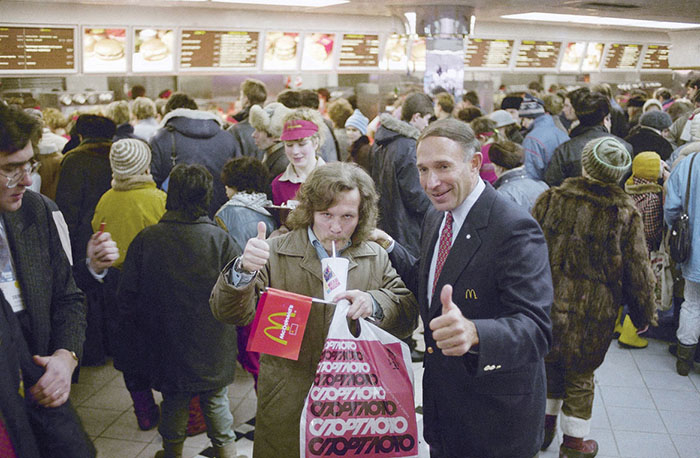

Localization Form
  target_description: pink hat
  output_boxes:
[280,119,318,141]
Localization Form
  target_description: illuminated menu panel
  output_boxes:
[0,26,75,72]
[133,28,174,73]
[381,34,408,71]
[301,33,335,71]
[83,27,127,73]
[604,43,643,70]
[582,42,604,71]
[641,45,670,70]
[180,30,259,70]
[409,36,426,72]
[339,34,379,68]
[515,40,561,69]
[465,38,513,68]
[263,32,299,71]
[560,41,586,72]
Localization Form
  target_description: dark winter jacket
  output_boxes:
[625,125,674,161]
[228,107,263,161]
[494,167,549,213]
[544,125,632,187]
[150,109,240,217]
[532,177,656,372]
[118,211,240,393]
[370,114,431,257]
[55,138,113,263]
[263,142,288,184]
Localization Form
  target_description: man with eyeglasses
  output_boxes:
[0,103,117,440]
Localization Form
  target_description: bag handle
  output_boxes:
[328,299,367,341]
[682,152,697,214]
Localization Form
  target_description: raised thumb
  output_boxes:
[440,284,454,315]
[256,221,267,240]
[33,354,50,368]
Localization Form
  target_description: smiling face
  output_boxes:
[312,188,360,253]
[345,126,362,143]
[284,136,318,171]
[0,141,34,213]
[417,136,481,212]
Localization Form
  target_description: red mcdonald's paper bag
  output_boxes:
[246,288,312,360]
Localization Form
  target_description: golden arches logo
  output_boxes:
[263,308,296,345]
[465,289,478,300]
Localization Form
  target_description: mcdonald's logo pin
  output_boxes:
[465,289,478,300]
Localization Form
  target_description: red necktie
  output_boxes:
[0,417,17,458]
[433,211,453,295]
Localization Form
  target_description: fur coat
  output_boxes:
[532,177,656,372]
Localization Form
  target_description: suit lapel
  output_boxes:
[427,185,495,319]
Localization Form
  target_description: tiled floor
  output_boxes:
[73,337,700,458]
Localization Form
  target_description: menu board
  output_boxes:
[381,34,408,71]
[133,28,174,73]
[339,33,379,68]
[0,26,75,72]
[604,43,642,70]
[83,27,127,73]
[515,40,561,69]
[409,36,426,72]
[582,42,604,72]
[641,45,670,70]
[180,30,258,70]
[263,32,299,70]
[464,38,513,68]
[301,33,335,71]
[560,42,586,72]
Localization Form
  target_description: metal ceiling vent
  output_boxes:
[568,2,641,10]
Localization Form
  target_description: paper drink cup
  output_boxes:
[321,257,349,301]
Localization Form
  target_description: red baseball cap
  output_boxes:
[280,119,318,141]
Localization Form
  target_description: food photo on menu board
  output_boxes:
[263,32,299,70]
[560,42,585,72]
[83,27,127,73]
[301,33,335,71]
[380,34,408,71]
[133,28,174,72]
[582,42,604,71]
[409,36,426,72]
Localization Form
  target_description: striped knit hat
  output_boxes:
[110,139,151,178]
[518,95,545,118]
[581,137,631,184]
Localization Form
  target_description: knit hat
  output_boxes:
[344,109,369,135]
[110,139,151,178]
[640,110,672,131]
[631,151,661,181]
[249,102,293,139]
[642,98,663,113]
[501,96,523,111]
[581,137,632,183]
[518,95,545,118]
[488,110,516,128]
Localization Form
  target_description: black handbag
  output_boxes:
[669,153,697,263]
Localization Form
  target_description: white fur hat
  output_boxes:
[249,102,293,139]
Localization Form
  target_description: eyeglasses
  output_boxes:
[0,161,40,189]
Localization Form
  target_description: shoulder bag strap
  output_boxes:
[166,124,177,167]
[682,152,697,214]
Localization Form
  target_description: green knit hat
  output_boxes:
[581,137,631,183]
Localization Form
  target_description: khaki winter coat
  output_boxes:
[210,228,418,458]
[532,177,656,372]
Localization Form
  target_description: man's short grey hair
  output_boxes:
[418,118,481,161]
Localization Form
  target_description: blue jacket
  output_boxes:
[664,152,700,282]
[494,167,549,213]
[522,114,569,181]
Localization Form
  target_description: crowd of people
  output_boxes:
[0,74,699,458]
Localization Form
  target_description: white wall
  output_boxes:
[668,30,700,69]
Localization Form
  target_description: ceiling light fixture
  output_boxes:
[501,12,700,30]
[211,0,349,6]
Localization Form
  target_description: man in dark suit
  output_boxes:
[0,104,117,410]
[386,118,553,457]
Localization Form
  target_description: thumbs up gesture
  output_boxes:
[241,221,270,272]
[428,284,480,356]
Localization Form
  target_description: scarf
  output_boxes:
[111,174,156,191]
[624,176,663,195]
[220,192,272,216]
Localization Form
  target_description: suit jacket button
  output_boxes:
[427,346,434,354]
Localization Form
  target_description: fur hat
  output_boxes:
[249,102,293,139]
[344,109,369,135]
[640,110,672,131]
[488,110,516,128]
[110,139,151,178]
[642,98,663,113]
[581,137,631,183]
[501,96,523,111]
[518,95,545,118]
[631,151,661,181]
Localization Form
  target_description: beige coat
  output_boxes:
[210,228,418,458]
